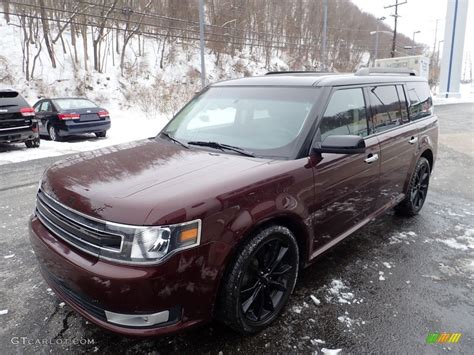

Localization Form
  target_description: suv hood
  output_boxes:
[41,139,271,225]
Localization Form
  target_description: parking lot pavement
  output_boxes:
[0,104,473,354]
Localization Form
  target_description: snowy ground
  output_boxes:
[0,108,169,165]
[432,82,474,105]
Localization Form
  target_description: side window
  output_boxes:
[37,101,51,112]
[369,85,403,133]
[319,88,369,140]
[33,101,42,113]
[406,82,433,120]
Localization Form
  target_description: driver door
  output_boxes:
[310,87,381,256]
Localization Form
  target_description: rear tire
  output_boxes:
[215,225,299,334]
[95,131,107,138]
[25,137,40,148]
[395,157,430,217]
[48,125,61,142]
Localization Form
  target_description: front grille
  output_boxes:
[40,265,107,321]
[35,190,123,257]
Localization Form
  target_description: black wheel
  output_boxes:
[25,137,40,148]
[48,125,61,141]
[395,157,430,216]
[216,225,299,334]
[95,131,107,138]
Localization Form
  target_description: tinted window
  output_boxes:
[369,85,403,133]
[319,88,369,140]
[406,82,433,120]
[0,90,29,108]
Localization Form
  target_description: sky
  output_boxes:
[351,0,473,77]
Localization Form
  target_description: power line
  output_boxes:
[3,4,380,51]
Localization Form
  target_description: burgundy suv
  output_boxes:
[29,69,438,336]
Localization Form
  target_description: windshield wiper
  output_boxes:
[187,141,255,157]
[159,132,189,149]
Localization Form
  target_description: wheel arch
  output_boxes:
[211,213,310,317]
[420,148,434,172]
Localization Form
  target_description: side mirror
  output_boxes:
[313,135,366,154]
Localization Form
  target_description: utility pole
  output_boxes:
[198,0,206,88]
[385,0,407,58]
[321,0,328,70]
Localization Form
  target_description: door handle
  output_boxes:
[408,136,418,144]
[364,153,379,164]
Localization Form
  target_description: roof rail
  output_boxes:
[265,71,335,75]
[355,67,417,76]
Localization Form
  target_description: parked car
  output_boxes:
[33,97,111,141]
[0,89,40,148]
[29,68,438,337]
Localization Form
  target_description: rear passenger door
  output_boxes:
[367,84,419,210]
[35,100,54,134]
[310,87,380,252]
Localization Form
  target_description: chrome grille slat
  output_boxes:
[36,190,124,256]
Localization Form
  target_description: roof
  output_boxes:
[212,72,428,88]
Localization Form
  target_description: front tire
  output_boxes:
[216,225,299,334]
[395,157,431,216]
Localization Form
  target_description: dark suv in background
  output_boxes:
[33,97,111,141]
[30,68,437,337]
[0,89,40,148]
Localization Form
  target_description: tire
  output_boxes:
[25,137,40,148]
[395,157,431,217]
[216,225,299,334]
[95,131,107,138]
[48,125,61,142]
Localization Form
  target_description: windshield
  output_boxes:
[53,98,97,110]
[161,86,318,158]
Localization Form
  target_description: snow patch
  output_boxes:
[321,348,342,355]
[292,305,303,314]
[0,309,8,315]
[437,226,474,251]
[310,295,321,306]
[382,262,392,269]
[389,231,417,245]
[326,280,356,304]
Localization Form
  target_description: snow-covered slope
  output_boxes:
[0,15,290,165]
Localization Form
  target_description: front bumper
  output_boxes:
[29,216,222,337]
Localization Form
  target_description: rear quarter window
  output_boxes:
[368,85,404,133]
[0,91,30,108]
[406,82,433,120]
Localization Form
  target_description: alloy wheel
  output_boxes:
[410,162,429,210]
[239,238,296,324]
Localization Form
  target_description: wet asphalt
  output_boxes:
[0,103,473,354]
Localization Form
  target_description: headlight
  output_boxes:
[100,219,201,265]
